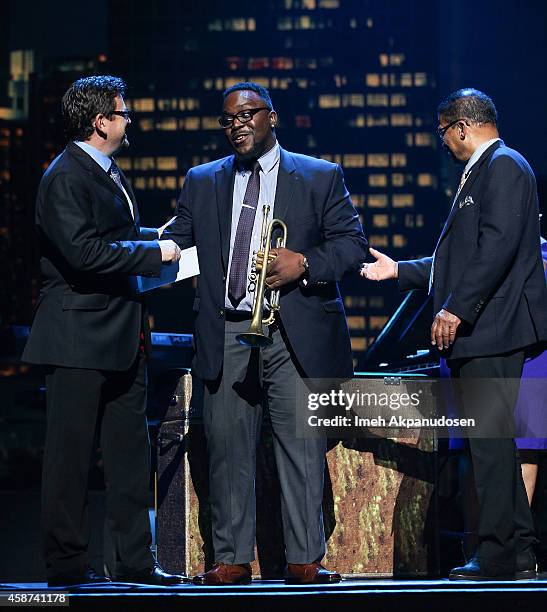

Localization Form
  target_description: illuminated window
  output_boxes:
[367,93,388,107]
[349,115,366,128]
[208,19,222,31]
[157,98,178,111]
[390,53,405,66]
[225,18,248,31]
[390,94,406,107]
[369,174,387,187]
[391,113,412,127]
[343,154,365,168]
[132,98,155,112]
[116,158,131,171]
[350,194,366,206]
[370,316,388,330]
[202,116,219,130]
[178,98,199,111]
[368,235,388,248]
[271,57,294,70]
[342,94,365,107]
[345,295,368,308]
[319,0,339,6]
[347,316,366,330]
[372,214,389,228]
[392,234,407,248]
[367,17,373,27]
[303,0,317,8]
[319,94,340,108]
[225,57,244,71]
[156,176,177,190]
[415,73,427,86]
[367,154,389,167]
[297,15,314,29]
[134,177,145,190]
[401,73,413,87]
[415,132,435,147]
[366,73,380,87]
[416,214,424,227]
[417,173,435,187]
[182,117,200,130]
[139,119,153,132]
[134,157,155,171]
[351,337,368,352]
[367,114,388,127]
[379,54,389,67]
[392,173,405,187]
[368,195,388,208]
[156,157,177,171]
[392,194,414,208]
[156,118,177,131]
[249,57,269,70]
[391,153,407,167]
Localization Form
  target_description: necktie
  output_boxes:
[228,160,261,307]
[109,159,135,220]
[109,159,124,191]
[428,168,471,294]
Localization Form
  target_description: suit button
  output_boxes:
[219,309,225,318]
[222,276,226,282]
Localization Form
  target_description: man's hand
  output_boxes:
[159,239,181,263]
[431,309,461,351]
[360,247,398,281]
[158,216,176,238]
[265,247,306,288]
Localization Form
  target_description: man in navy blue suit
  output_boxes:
[165,82,367,585]
[362,89,547,580]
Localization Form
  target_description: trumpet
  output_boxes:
[236,204,287,348]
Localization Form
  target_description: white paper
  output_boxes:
[136,246,200,292]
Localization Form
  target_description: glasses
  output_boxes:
[437,118,462,139]
[111,110,131,121]
[218,107,270,128]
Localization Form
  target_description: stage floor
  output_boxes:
[2,578,547,611]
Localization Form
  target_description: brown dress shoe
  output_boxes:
[285,562,341,584]
[193,562,252,585]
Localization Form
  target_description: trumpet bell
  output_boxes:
[235,331,273,348]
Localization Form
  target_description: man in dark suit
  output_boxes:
[22,75,186,587]
[165,82,367,585]
[362,88,547,580]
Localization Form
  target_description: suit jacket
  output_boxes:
[398,140,547,360]
[22,142,162,371]
[165,146,368,380]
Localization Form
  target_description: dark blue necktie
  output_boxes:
[228,160,261,307]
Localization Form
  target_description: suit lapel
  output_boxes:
[273,148,297,222]
[67,143,135,224]
[215,156,236,272]
[118,166,140,227]
[437,140,502,246]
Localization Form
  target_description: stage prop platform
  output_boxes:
[155,370,438,579]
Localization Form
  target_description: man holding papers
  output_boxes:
[165,82,367,585]
[22,76,185,587]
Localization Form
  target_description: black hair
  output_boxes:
[222,81,273,109]
[437,88,498,127]
[62,75,126,141]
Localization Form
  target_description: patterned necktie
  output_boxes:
[428,168,471,294]
[109,159,124,191]
[228,160,261,307]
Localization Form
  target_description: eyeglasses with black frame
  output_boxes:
[218,107,271,128]
[437,118,463,139]
[110,110,131,121]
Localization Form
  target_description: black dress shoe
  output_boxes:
[449,558,515,581]
[516,549,538,580]
[48,568,111,587]
[116,562,187,585]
